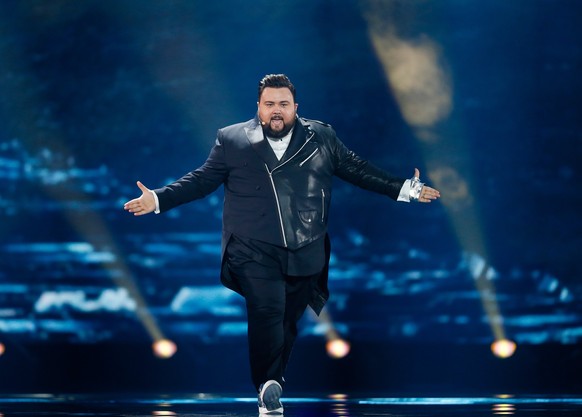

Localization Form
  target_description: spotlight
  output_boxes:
[326,338,351,359]
[152,339,177,359]
[491,339,517,359]
[0,342,5,356]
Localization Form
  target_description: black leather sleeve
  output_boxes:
[328,129,405,201]
[154,131,229,212]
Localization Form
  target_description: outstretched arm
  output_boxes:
[413,168,440,203]
[123,181,157,216]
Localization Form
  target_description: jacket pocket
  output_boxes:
[298,209,318,224]
[297,196,320,224]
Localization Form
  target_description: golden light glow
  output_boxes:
[152,339,177,359]
[491,339,517,359]
[331,405,350,416]
[492,403,516,415]
[370,34,452,130]
[0,342,5,356]
[326,338,351,359]
[313,308,351,359]
[363,1,452,134]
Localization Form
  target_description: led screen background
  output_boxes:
[0,0,580,369]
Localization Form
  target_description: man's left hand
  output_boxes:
[414,168,441,203]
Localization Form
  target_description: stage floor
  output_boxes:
[1,394,582,416]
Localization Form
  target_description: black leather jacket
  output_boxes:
[156,116,405,250]
[155,116,405,314]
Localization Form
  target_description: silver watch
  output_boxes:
[409,176,424,201]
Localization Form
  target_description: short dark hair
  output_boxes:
[258,74,296,102]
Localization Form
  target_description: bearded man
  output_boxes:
[124,74,440,415]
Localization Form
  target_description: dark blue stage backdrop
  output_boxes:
[0,0,581,394]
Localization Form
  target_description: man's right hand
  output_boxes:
[123,181,156,216]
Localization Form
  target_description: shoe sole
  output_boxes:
[258,380,283,415]
[259,409,283,416]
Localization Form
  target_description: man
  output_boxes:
[124,74,440,415]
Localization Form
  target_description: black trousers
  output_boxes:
[226,236,320,391]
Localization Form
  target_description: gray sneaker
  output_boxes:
[258,380,283,415]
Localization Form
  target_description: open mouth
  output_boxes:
[270,118,284,129]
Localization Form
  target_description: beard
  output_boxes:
[261,115,296,139]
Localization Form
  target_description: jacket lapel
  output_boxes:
[278,118,308,165]
[244,117,279,170]
[244,116,313,170]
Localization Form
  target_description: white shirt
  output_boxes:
[266,128,294,160]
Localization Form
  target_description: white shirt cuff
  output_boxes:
[397,179,412,202]
[150,190,161,214]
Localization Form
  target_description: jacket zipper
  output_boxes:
[299,148,319,167]
[266,164,288,248]
[264,129,315,248]
[321,189,325,222]
[273,130,315,171]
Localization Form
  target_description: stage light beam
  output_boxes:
[311,308,351,359]
[363,0,512,354]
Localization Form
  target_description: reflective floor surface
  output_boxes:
[0,394,582,416]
